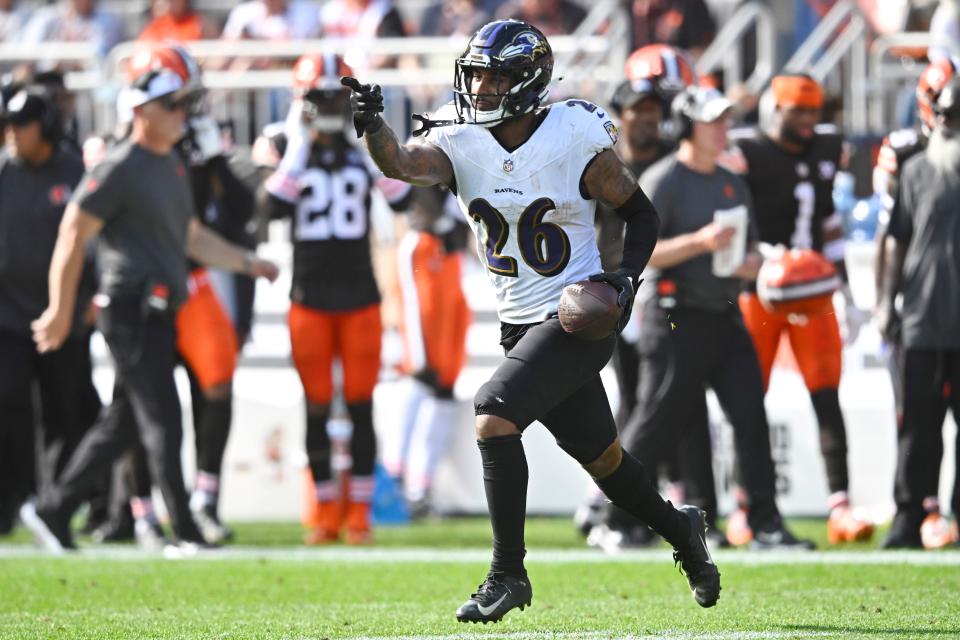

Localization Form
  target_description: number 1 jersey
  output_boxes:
[426,99,620,324]
[728,126,843,252]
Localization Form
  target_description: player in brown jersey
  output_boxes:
[258,53,411,544]
[727,73,873,545]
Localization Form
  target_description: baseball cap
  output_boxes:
[4,89,49,126]
[681,86,733,123]
[610,78,662,111]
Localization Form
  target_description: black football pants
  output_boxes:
[0,330,100,511]
[41,296,202,543]
[622,305,781,531]
[895,348,960,517]
[610,334,716,528]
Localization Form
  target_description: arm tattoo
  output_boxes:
[365,124,453,187]
[584,149,639,209]
[365,124,407,180]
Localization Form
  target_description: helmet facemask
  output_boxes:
[454,59,549,127]
[452,21,553,128]
[300,87,350,134]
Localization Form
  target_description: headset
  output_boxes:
[7,86,62,142]
[670,87,697,141]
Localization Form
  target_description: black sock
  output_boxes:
[306,409,332,484]
[346,402,376,477]
[810,388,849,495]
[196,397,232,476]
[596,449,689,547]
[478,434,527,577]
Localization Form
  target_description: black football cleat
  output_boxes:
[91,517,135,544]
[192,505,234,544]
[456,572,532,623]
[672,505,721,608]
[750,521,816,551]
[880,510,923,549]
[19,501,76,553]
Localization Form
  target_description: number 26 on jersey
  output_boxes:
[468,197,570,278]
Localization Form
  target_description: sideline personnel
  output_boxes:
[21,44,278,552]
[0,87,99,526]
[624,86,814,550]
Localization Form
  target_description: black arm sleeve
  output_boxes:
[615,187,660,277]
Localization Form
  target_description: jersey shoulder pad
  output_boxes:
[812,130,844,162]
[424,101,468,145]
[557,98,619,152]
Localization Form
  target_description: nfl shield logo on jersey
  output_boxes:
[503,159,514,173]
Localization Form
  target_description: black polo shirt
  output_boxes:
[890,151,960,349]
[0,144,90,336]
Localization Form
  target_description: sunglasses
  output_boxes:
[155,92,204,115]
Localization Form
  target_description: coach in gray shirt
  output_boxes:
[22,46,279,552]
[879,75,960,548]
[617,86,814,550]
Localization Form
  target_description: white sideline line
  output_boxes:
[1,544,959,565]
[346,632,837,640]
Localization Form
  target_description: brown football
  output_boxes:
[558,279,621,340]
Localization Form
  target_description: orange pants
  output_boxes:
[176,268,238,390]
[289,302,382,404]
[739,292,842,393]
[396,231,471,390]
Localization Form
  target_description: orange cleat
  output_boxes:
[725,507,753,546]
[304,499,341,545]
[827,506,875,544]
[920,512,957,550]
[344,501,372,545]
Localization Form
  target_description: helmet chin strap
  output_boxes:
[411,112,466,137]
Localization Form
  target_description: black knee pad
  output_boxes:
[474,379,522,425]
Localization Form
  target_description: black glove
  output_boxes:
[341,76,384,138]
[588,269,642,334]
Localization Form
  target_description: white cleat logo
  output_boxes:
[477,593,509,617]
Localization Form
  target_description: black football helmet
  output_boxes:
[453,20,553,127]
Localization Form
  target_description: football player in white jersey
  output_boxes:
[343,19,721,623]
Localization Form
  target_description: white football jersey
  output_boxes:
[427,99,620,324]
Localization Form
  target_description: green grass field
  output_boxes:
[2,518,959,639]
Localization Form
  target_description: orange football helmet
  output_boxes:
[612,44,697,112]
[125,41,202,108]
[292,53,354,133]
[917,57,960,134]
[756,248,840,316]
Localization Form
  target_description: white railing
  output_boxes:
[783,0,869,134]
[869,32,933,133]
[696,1,777,95]
[3,33,620,142]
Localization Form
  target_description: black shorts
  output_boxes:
[473,317,618,464]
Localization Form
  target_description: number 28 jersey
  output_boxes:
[259,128,410,311]
[426,99,620,324]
